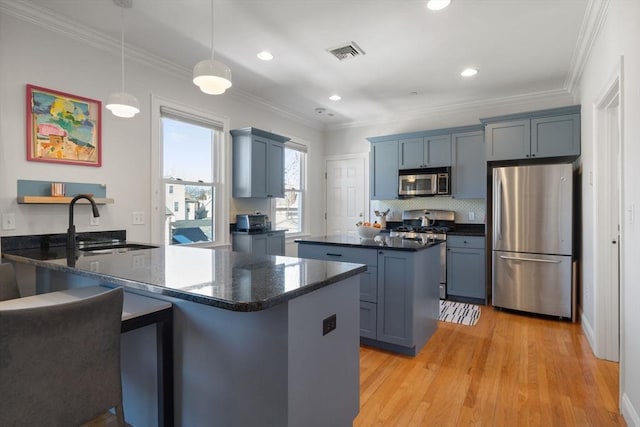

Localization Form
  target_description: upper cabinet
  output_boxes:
[482,106,581,161]
[398,134,451,169]
[369,140,399,200]
[451,129,485,199]
[231,127,290,198]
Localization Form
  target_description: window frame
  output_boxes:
[271,140,307,237]
[151,95,230,247]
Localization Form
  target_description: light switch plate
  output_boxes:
[132,212,145,225]
[2,213,16,230]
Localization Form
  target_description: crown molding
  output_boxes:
[0,0,323,131]
[328,88,574,131]
[564,0,611,97]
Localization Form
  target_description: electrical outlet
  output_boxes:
[90,216,100,226]
[322,314,337,336]
[468,211,475,221]
[132,254,145,268]
[2,213,16,230]
[132,212,145,225]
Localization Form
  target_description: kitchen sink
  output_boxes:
[79,243,158,253]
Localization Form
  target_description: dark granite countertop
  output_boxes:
[295,234,444,251]
[449,224,486,236]
[2,239,366,312]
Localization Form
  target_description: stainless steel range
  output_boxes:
[390,209,455,299]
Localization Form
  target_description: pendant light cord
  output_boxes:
[120,6,125,92]
[210,0,215,60]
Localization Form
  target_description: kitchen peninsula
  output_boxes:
[1,233,366,427]
[296,234,441,356]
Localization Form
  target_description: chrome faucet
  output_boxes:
[67,194,100,250]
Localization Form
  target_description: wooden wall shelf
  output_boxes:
[17,196,114,205]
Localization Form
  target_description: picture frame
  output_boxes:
[26,84,102,167]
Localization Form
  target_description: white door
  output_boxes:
[594,63,622,362]
[325,155,367,237]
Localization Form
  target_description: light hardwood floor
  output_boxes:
[354,305,626,427]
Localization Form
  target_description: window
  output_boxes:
[273,143,306,234]
[157,104,226,246]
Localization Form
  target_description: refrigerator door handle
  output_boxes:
[496,178,502,242]
[499,255,562,264]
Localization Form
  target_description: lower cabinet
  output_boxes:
[359,301,377,339]
[232,231,286,256]
[297,242,440,355]
[446,236,486,301]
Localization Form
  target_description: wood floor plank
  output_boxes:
[354,306,627,427]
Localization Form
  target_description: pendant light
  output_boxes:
[106,0,140,118]
[193,0,232,95]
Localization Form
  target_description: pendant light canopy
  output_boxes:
[106,0,140,118]
[193,0,232,95]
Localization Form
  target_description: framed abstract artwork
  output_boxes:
[26,84,102,167]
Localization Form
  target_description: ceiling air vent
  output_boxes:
[327,42,366,61]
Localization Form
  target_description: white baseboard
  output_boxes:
[622,392,640,427]
[581,307,597,355]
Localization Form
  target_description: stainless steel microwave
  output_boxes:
[398,167,450,196]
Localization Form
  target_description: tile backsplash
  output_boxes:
[371,198,486,224]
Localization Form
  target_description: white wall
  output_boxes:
[578,0,640,424]
[0,9,325,247]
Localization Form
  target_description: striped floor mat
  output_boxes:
[439,300,481,326]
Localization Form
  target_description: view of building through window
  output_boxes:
[274,146,305,233]
[161,116,220,245]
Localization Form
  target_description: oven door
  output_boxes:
[398,173,436,196]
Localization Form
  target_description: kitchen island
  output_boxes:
[296,234,442,356]
[2,236,366,427]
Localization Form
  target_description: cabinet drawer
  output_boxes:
[297,244,377,265]
[360,301,377,339]
[447,235,485,249]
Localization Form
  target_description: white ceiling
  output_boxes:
[22,0,590,127]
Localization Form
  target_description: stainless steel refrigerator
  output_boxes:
[492,163,574,318]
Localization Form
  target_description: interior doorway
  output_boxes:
[325,154,368,237]
[593,58,623,362]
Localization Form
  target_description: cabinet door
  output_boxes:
[266,233,285,256]
[370,141,399,200]
[251,235,268,256]
[447,246,485,299]
[398,138,424,169]
[360,301,377,339]
[531,114,580,158]
[485,120,530,161]
[377,250,413,347]
[267,140,285,198]
[425,134,452,167]
[452,131,485,199]
[249,136,270,198]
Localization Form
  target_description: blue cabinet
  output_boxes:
[370,140,399,200]
[231,127,290,198]
[232,231,286,256]
[446,236,486,301]
[451,130,485,199]
[398,134,451,169]
[376,250,413,347]
[297,242,440,355]
[482,106,580,161]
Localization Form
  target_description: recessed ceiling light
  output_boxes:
[257,51,274,61]
[329,94,341,101]
[427,0,451,11]
[461,68,478,77]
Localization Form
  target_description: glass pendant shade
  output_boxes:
[106,91,140,118]
[193,58,232,95]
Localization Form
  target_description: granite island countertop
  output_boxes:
[2,244,366,312]
[296,234,444,251]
